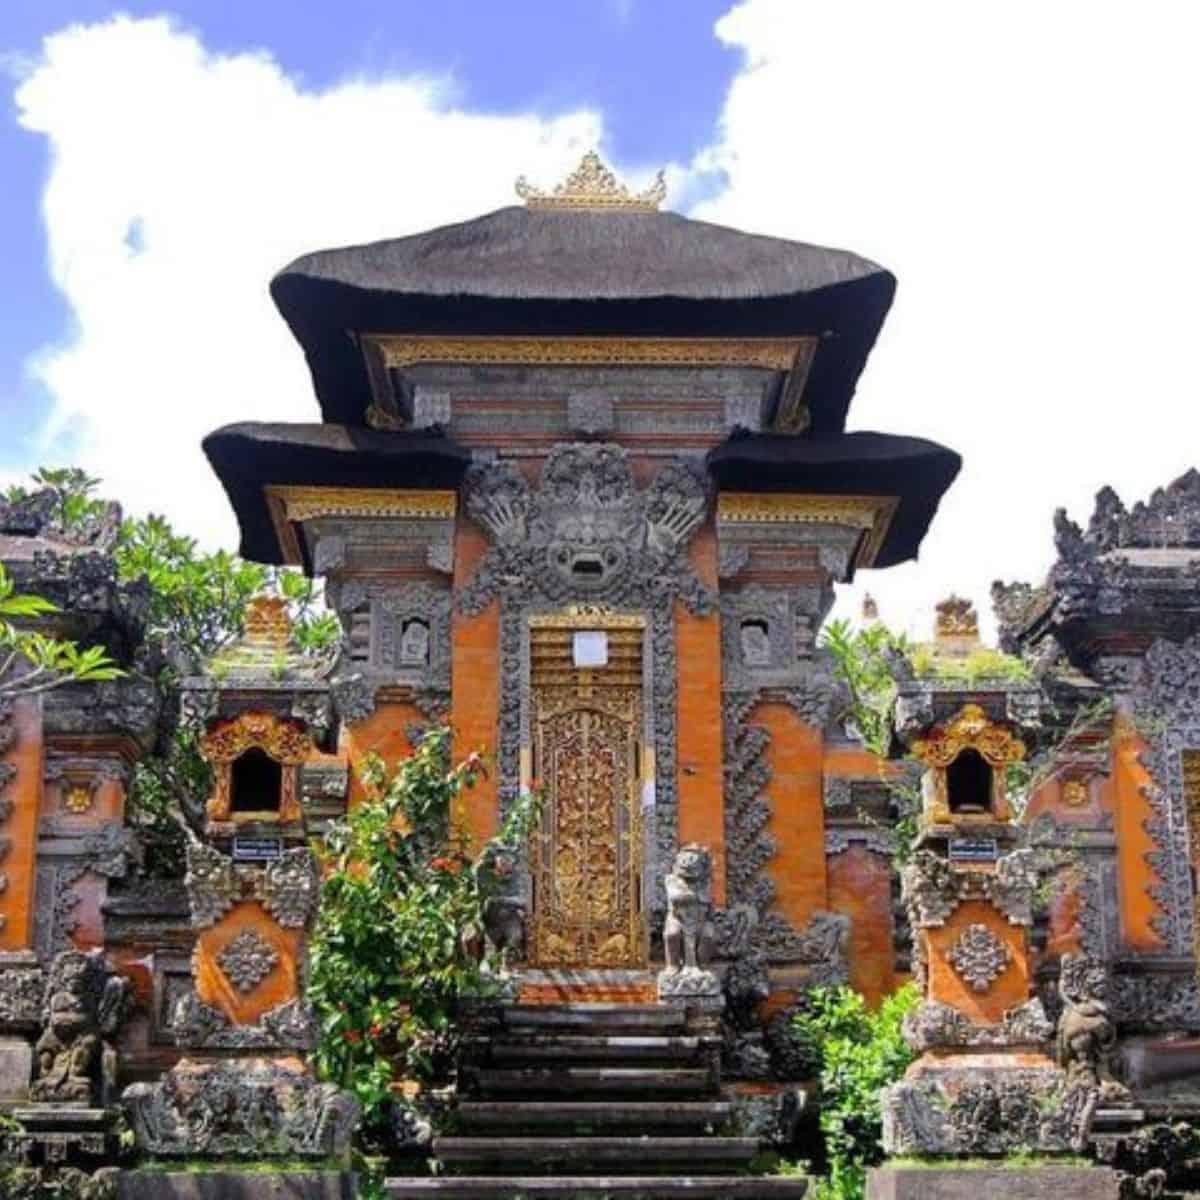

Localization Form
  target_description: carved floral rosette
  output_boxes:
[881,1067,1098,1156]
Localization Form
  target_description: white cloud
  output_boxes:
[15,7,1200,645]
[696,0,1200,639]
[14,15,606,546]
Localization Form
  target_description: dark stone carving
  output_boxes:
[0,963,46,1030]
[31,950,129,1106]
[330,673,379,726]
[122,1059,360,1157]
[183,842,240,929]
[170,990,318,1051]
[659,844,719,998]
[1056,953,1118,1088]
[883,1069,1099,1155]
[217,929,279,994]
[904,998,1053,1053]
[257,848,320,929]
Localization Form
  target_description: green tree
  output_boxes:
[308,728,538,1128]
[793,984,920,1200]
[0,562,123,699]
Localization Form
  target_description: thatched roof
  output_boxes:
[203,422,471,565]
[707,430,962,568]
[271,206,895,433]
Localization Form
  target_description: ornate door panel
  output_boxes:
[529,620,645,968]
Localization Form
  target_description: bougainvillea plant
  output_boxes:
[307,726,537,1126]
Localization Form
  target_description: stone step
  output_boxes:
[489,1035,707,1065]
[455,1100,732,1133]
[432,1136,760,1171]
[469,1066,714,1097]
[501,1004,688,1036]
[386,1176,810,1198]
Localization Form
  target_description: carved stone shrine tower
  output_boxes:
[203,153,961,1004]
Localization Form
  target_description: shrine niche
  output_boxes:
[911,703,1026,826]
[199,711,310,827]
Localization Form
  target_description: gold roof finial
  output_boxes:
[516,150,666,212]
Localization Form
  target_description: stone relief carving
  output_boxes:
[183,841,240,929]
[945,923,1012,993]
[566,391,614,435]
[170,991,318,1051]
[217,929,279,994]
[882,1069,1099,1156]
[986,848,1038,927]
[1134,635,1200,954]
[463,444,713,906]
[900,850,959,928]
[0,962,46,1029]
[257,848,321,929]
[31,950,129,1107]
[370,582,451,686]
[903,998,1053,1053]
[123,1060,360,1157]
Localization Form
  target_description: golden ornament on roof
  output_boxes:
[516,151,667,212]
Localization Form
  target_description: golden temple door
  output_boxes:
[528,617,645,968]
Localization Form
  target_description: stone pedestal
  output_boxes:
[0,1035,32,1100]
[866,1165,1121,1200]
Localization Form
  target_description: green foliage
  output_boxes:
[820,619,910,759]
[793,983,920,1200]
[909,644,1032,684]
[307,727,539,1127]
[0,563,123,698]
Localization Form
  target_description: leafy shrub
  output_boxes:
[793,983,920,1200]
[307,727,537,1128]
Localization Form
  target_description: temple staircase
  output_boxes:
[385,1002,810,1198]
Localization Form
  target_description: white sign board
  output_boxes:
[573,629,609,668]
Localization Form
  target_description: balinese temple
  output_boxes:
[202,152,960,1003]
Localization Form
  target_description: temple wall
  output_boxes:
[450,518,501,851]
[0,695,42,951]
[756,702,827,932]
[827,845,896,1008]
[1110,715,1163,953]
[341,701,427,810]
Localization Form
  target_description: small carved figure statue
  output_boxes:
[663,844,715,972]
[740,620,771,667]
[31,949,128,1106]
[399,618,430,666]
[1056,952,1118,1089]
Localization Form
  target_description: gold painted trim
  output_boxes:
[529,606,647,631]
[264,485,457,565]
[717,492,899,569]
[515,151,666,212]
[365,333,812,375]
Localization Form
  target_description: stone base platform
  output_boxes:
[866,1165,1121,1200]
[118,1170,357,1199]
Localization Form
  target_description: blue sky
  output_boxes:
[0,0,734,466]
[2,2,1199,633]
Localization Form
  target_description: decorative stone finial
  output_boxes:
[934,594,979,641]
[516,150,667,212]
[243,595,291,648]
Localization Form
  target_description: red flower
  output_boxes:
[369,1023,384,1038]
[430,856,459,873]
[344,1029,362,1044]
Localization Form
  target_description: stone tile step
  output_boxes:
[469,1067,714,1097]
[386,1176,810,1198]
[490,1036,707,1064]
[432,1137,760,1170]
[502,1005,689,1035]
[455,1101,732,1133]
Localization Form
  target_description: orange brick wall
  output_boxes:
[755,701,827,931]
[827,845,895,1008]
[0,696,42,951]
[341,700,425,809]
[1110,715,1163,952]
[924,899,1028,1024]
[194,900,305,1025]
[451,518,501,852]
